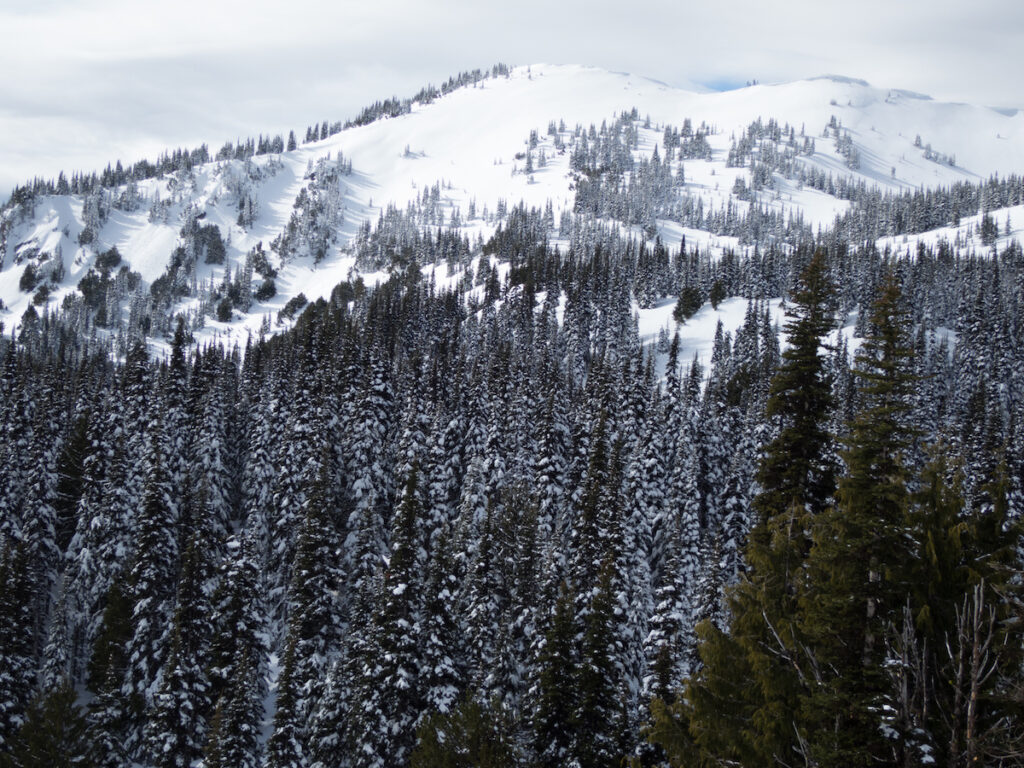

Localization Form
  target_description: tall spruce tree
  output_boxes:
[349,463,425,768]
[531,582,577,768]
[143,489,216,768]
[653,250,838,766]
[265,453,342,768]
[121,423,180,756]
[84,581,132,768]
[206,526,268,743]
[0,542,35,750]
[574,559,628,768]
[798,270,916,767]
[63,418,132,682]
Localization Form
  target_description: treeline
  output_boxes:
[341,63,512,130]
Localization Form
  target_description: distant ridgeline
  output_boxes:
[3,99,1023,355]
[1,63,512,204]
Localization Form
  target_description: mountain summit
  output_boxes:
[2,63,1023,350]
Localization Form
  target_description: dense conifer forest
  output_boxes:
[2,209,1023,765]
[1,65,1023,768]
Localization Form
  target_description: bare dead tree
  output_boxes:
[944,581,1000,767]
[882,601,936,767]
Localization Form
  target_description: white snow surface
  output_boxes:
[3,64,1023,356]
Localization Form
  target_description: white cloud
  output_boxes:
[2,0,1022,196]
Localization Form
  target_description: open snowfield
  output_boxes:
[2,64,1022,356]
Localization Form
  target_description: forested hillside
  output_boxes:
[0,64,1023,767]
[2,215,1023,766]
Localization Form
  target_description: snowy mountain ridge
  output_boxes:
[5,65,1024,768]
[2,63,1023,355]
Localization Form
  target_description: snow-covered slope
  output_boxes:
[2,64,1022,353]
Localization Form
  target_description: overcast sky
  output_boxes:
[2,0,1022,198]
